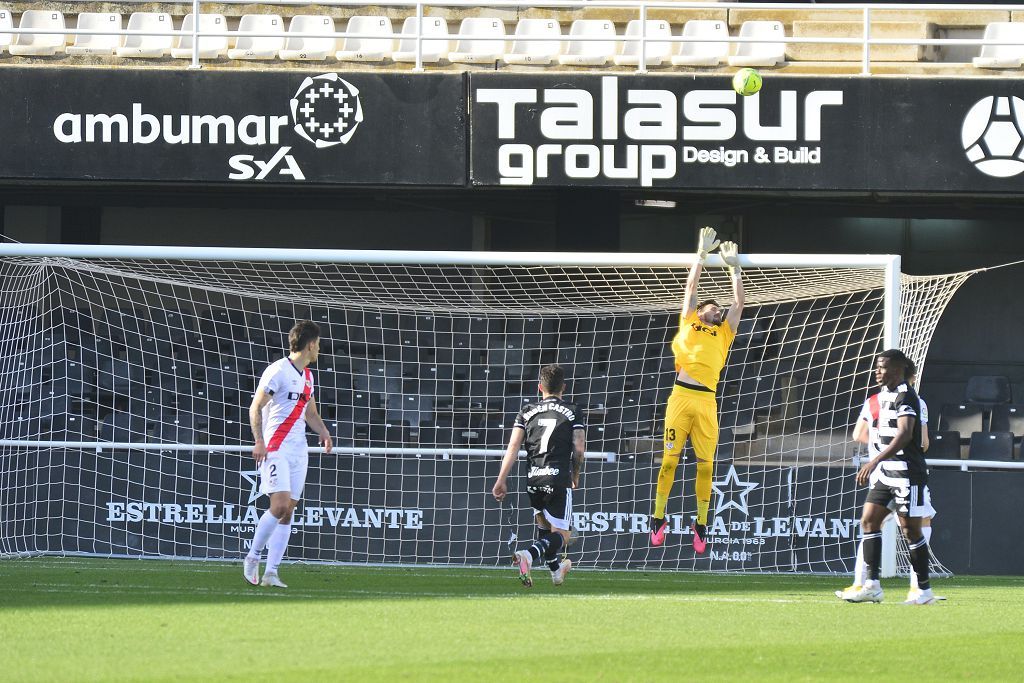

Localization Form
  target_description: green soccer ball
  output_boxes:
[732,68,763,97]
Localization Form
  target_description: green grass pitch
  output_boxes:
[2,558,1023,682]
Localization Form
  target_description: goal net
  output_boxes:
[0,244,971,574]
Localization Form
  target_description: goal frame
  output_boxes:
[0,243,902,573]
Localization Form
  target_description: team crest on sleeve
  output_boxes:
[290,74,364,149]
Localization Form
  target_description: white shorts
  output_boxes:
[260,449,308,501]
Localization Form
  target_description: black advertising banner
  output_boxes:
[469,73,1024,192]
[5,448,1022,572]
[0,68,465,185]
[6,448,864,572]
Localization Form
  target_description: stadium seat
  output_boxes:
[393,17,450,64]
[615,20,672,67]
[153,413,195,446]
[116,13,173,58]
[100,411,147,444]
[448,18,506,64]
[66,13,122,55]
[990,404,1024,434]
[51,358,95,399]
[965,374,1012,408]
[228,14,285,60]
[973,22,1024,69]
[928,430,962,459]
[968,431,1014,461]
[171,14,229,59]
[336,16,394,62]
[938,403,984,434]
[672,20,729,67]
[48,413,98,442]
[559,20,616,66]
[504,19,562,65]
[0,9,12,53]
[279,15,336,61]
[8,10,66,56]
[728,20,786,67]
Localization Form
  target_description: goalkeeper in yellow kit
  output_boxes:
[650,227,744,553]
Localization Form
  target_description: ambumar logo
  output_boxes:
[962,95,1024,178]
[50,73,364,181]
[290,73,363,149]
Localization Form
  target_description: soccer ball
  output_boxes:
[961,95,1024,178]
[732,68,762,97]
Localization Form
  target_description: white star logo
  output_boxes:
[240,469,262,504]
[712,465,759,517]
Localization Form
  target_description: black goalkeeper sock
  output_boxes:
[907,535,931,591]
[548,559,562,572]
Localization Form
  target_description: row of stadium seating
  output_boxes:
[2,10,1024,68]
[929,431,1024,462]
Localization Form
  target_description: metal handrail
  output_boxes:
[1,1,1022,73]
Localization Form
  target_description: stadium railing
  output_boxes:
[0,1,1022,73]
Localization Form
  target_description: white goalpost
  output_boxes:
[0,243,972,575]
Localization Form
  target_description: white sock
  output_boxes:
[854,541,866,586]
[864,579,880,590]
[265,522,292,574]
[247,511,279,561]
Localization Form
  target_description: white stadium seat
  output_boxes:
[116,13,173,58]
[505,19,562,66]
[973,22,1024,69]
[336,16,394,62]
[227,14,284,60]
[728,20,786,67]
[559,20,617,66]
[66,13,122,55]
[0,8,14,53]
[279,15,336,61]
[615,20,672,67]
[393,17,450,64]
[9,10,66,56]
[448,18,506,64]
[171,14,228,59]
[672,19,729,66]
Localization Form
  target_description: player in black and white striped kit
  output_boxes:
[492,364,586,588]
[845,349,936,605]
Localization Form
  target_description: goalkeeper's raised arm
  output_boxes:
[719,240,745,330]
[681,226,721,316]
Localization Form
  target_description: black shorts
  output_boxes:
[865,467,930,518]
[527,484,573,531]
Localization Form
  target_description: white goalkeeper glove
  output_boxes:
[720,241,741,276]
[696,226,720,263]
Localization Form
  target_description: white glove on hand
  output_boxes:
[720,241,741,274]
[696,226,721,262]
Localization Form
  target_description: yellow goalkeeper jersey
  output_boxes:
[671,309,736,393]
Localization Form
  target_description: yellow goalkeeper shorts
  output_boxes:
[663,382,719,462]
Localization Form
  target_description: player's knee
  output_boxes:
[269,502,291,520]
